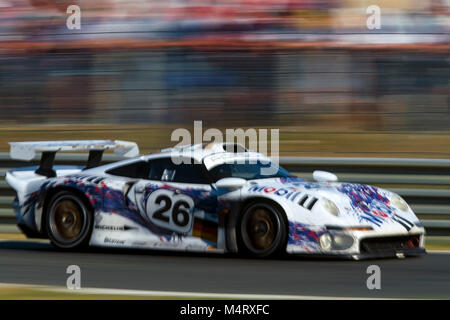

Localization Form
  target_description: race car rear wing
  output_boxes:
[9,140,139,177]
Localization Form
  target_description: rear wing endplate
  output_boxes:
[9,140,139,177]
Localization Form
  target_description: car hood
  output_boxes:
[244,177,420,231]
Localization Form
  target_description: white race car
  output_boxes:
[6,140,426,259]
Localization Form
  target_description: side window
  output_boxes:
[147,158,211,184]
[148,158,172,181]
[173,163,209,184]
[106,161,149,179]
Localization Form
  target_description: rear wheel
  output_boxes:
[46,191,93,250]
[237,201,287,258]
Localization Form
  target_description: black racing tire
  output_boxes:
[237,201,288,258]
[45,191,93,250]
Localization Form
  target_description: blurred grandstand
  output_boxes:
[0,0,448,154]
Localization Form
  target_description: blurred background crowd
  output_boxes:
[0,0,448,155]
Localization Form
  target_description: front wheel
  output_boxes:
[46,191,93,250]
[237,202,287,258]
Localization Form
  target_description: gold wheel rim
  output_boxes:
[246,208,276,250]
[52,199,84,241]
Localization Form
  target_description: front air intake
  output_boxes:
[360,235,421,254]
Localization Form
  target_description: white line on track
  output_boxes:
[0,283,396,300]
[427,250,450,254]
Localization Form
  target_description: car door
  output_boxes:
[129,157,223,249]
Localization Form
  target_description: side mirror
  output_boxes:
[313,170,338,182]
[215,177,247,190]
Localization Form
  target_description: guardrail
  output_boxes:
[1,153,450,235]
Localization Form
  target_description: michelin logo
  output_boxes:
[95,225,137,231]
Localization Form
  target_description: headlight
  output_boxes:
[319,233,333,251]
[321,198,340,217]
[391,195,409,212]
[319,233,355,251]
[332,234,355,250]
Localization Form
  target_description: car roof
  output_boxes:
[91,143,270,174]
[148,143,267,164]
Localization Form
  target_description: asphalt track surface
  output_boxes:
[0,240,449,299]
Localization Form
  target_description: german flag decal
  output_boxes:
[192,218,218,244]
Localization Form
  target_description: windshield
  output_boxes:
[208,160,292,182]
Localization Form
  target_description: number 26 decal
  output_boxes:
[145,189,194,234]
